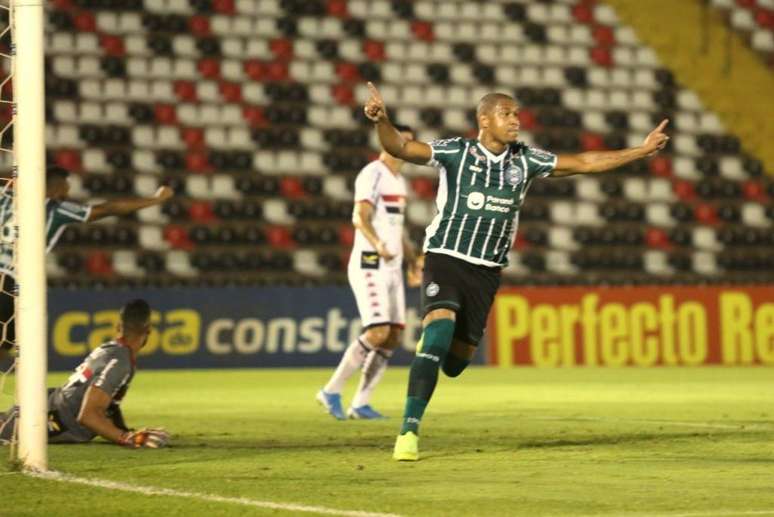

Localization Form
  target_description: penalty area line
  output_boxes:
[27,471,402,517]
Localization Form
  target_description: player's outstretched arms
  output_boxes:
[88,186,174,221]
[364,82,432,165]
[553,119,670,177]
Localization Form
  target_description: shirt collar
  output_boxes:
[476,142,511,163]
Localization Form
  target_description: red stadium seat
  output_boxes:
[327,0,349,17]
[73,12,96,32]
[673,180,696,201]
[55,149,82,172]
[189,15,211,37]
[572,3,594,23]
[335,62,361,83]
[242,105,267,127]
[742,180,766,201]
[244,60,265,81]
[99,35,125,57]
[155,104,177,125]
[197,58,221,79]
[174,80,198,102]
[189,201,216,223]
[86,250,113,276]
[645,227,671,249]
[338,224,354,247]
[265,226,295,248]
[270,38,294,60]
[219,81,242,103]
[186,152,211,173]
[331,83,354,105]
[181,127,205,149]
[581,132,606,151]
[518,108,538,131]
[649,156,673,177]
[363,40,386,61]
[592,25,616,47]
[694,203,719,225]
[213,0,236,15]
[279,177,306,199]
[411,21,435,42]
[266,61,289,81]
[164,225,194,250]
[590,47,613,67]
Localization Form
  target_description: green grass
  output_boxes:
[2,367,774,516]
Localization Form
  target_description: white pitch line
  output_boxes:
[28,471,402,517]
[526,415,773,431]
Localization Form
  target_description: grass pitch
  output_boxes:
[2,367,773,516]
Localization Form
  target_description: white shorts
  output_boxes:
[348,257,405,329]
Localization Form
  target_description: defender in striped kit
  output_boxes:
[362,82,670,461]
[0,166,173,362]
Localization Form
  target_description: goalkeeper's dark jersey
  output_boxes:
[49,341,136,443]
[423,137,556,268]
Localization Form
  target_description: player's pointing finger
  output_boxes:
[655,118,669,132]
[367,81,382,101]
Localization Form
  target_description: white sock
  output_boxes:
[352,348,393,408]
[323,337,373,394]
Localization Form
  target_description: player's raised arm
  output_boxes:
[553,119,670,177]
[88,186,174,221]
[364,82,432,165]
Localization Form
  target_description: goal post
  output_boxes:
[12,0,47,472]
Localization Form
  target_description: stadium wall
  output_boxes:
[489,285,774,367]
[46,286,450,371]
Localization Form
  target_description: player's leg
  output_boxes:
[350,268,406,418]
[318,265,390,420]
[442,339,477,377]
[441,260,499,377]
[394,253,461,460]
[349,325,400,418]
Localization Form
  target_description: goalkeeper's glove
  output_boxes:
[119,428,170,449]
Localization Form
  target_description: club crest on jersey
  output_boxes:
[506,161,525,187]
[426,282,440,297]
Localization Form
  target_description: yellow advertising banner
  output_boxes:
[489,286,774,366]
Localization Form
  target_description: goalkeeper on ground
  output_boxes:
[0,299,169,449]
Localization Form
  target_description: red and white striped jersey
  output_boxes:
[352,160,407,270]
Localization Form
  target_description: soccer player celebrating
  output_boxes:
[317,124,420,420]
[363,82,669,460]
[0,165,174,362]
[0,299,169,448]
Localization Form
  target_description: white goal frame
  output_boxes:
[10,0,47,472]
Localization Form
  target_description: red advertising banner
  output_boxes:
[488,285,774,367]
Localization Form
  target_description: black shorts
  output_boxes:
[0,274,15,351]
[421,252,501,346]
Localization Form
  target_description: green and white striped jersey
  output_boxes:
[0,191,91,277]
[423,137,556,268]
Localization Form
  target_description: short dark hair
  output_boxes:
[45,165,69,183]
[120,299,151,334]
[393,123,414,135]
[476,93,516,119]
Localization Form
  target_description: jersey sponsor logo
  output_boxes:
[360,251,380,270]
[426,282,440,297]
[466,192,485,210]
